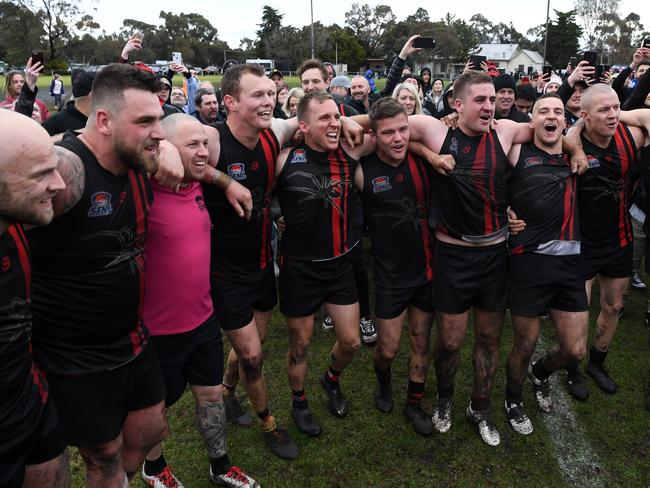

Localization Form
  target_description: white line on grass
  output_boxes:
[536,337,605,488]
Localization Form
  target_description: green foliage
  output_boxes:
[255,5,284,59]
[543,10,582,68]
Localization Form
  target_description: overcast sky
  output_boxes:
[88,0,649,49]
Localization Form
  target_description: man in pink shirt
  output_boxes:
[141,114,258,488]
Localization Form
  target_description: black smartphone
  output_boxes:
[469,55,487,71]
[643,39,650,48]
[413,37,436,49]
[569,56,577,67]
[31,51,44,66]
[582,51,598,66]
[543,65,553,77]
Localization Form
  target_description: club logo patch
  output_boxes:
[290,149,307,164]
[227,163,247,181]
[88,191,113,217]
[372,176,392,193]
[524,156,543,168]
[587,155,600,168]
[195,195,207,212]
[449,137,458,155]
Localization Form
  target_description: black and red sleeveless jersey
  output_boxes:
[360,152,434,288]
[578,123,638,249]
[432,128,508,242]
[278,145,361,261]
[27,135,152,375]
[204,123,280,275]
[0,224,48,453]
[507,143,580,255]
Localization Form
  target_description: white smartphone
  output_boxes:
[172,52,183,65]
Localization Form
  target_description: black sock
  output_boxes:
[506,386,522,404]
[375,367,391,385]
[566,360,580,375]
[533,359,553,381]
[406,380,425,406]
[437,384,454,399]
[256,407,270,421]
[471,396,489,411]
[325,367,341,383]
[292,389,308,410]
[210,454,231,476]
[143,453,167,476]
[589,346,608,367]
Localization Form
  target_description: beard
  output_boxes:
[113,134,160,175]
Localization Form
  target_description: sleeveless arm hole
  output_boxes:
[275,148,292,179]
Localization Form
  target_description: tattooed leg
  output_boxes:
[191,385,227,459]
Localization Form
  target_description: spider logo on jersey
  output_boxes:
[227,163,247,181]
[290,149,307,164]
[372,176,392,193]
[375,197,426,231]
[88,192,113,218]
[286,171,353,216]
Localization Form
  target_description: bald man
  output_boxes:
[349,75,372,114]
[566,84,648,399]
[0,111,69,487]
[140,114,259,487]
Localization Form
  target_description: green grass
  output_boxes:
[65,249,650,487]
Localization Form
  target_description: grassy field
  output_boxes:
[64,252,650,488]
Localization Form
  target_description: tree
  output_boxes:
[574,0,620,49]
[469,14,494,43]
[345,3,396,57]
[255,5,283,58]
[0,1,44,64]
[596,12,649,64]
[544,10,582,67]
[15,0,82,59]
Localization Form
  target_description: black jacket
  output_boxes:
[42,101,88,136]
[494,105,530,123]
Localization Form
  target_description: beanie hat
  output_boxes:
[492,74,516,93]
[72,71,96,98]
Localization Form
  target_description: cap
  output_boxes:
[330,76,351,89]
[159,77,171,88]
[72,71,96,98]
[270,69,283,79]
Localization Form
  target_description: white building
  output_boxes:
[476,44,544,74]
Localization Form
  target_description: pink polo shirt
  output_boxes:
[143,180,213,335]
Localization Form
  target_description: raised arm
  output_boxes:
[380,36,422,97]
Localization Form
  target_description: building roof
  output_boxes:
[477,44,519,61]
[521,49,544,63]
[477,44,543,64]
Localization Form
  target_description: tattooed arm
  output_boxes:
[52,145,85,218]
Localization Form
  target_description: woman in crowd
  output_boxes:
[283,87,304,118]
[392,82,425,115]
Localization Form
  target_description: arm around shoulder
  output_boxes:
[52,145,85,218]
